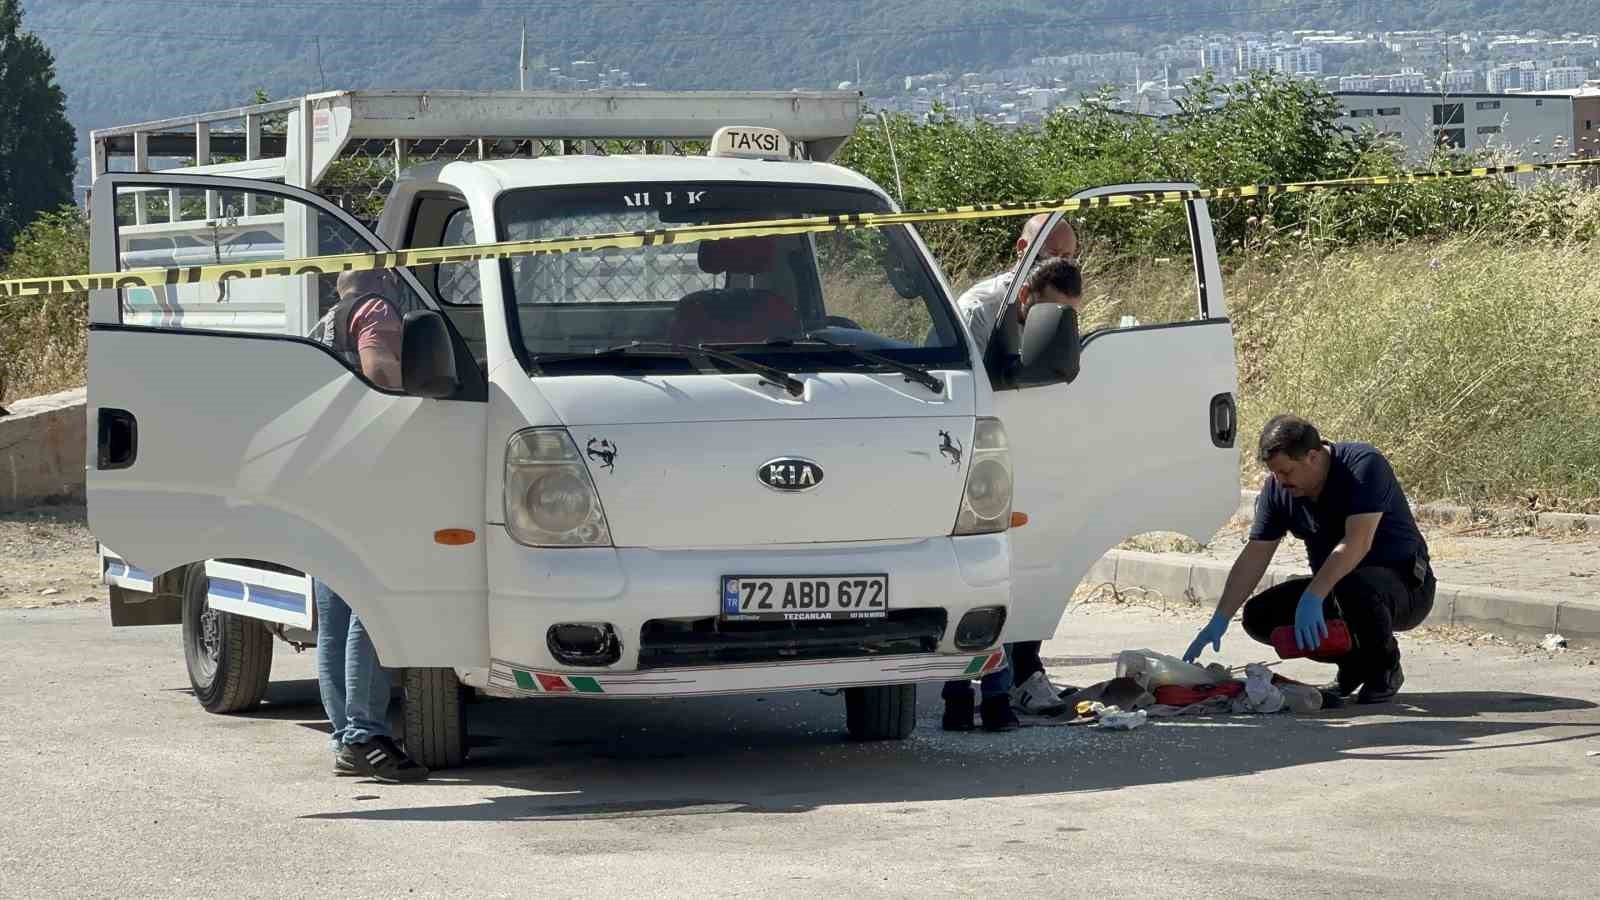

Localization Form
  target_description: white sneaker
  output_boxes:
[1010,671,1068,715]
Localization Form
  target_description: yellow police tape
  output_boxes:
[2,157,1598,299]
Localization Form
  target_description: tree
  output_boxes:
[0,0,76,256]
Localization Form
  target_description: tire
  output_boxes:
[844,683,917,741]
[181,563,273,713]
[402,667,468,770]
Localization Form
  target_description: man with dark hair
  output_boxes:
[943,253,1086,730]
[1182,414,1435,703]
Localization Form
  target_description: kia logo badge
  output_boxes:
[758,457,823,492]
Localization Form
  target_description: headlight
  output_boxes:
[504,428,613,547]
[952,418,1013,536]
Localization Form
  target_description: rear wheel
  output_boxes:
[402,667,468,770]
[844,683,917,740]
[181,563,273,713]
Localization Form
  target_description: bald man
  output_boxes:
[954,213,1078,344]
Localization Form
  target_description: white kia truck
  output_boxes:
[85,90,1240,768]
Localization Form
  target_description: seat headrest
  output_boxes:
[698,236,777,275]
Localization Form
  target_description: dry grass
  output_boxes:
[1226,237,1600,513]
[0,294,86,405]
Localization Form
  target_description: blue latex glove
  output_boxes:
[1295,590,1329,651]
[1183,611,1231,663]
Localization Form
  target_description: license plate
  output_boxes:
[720,574,889,621]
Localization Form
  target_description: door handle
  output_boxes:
[1209,393,1236,448]
[97,408,138,470]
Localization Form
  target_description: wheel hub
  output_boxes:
[199,607,221,666]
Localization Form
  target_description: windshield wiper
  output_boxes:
[535,341,805,397]
[711,335,945,395]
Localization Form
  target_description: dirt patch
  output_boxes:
[0,503,104,610]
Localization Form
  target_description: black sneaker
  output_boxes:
[334,752,359,776]
[339,735,430,782]
[979,694,1020,732]
[942,691,976,732]
[1357,659,1405,704]
[1320,661,1365,697]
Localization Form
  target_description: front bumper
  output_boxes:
[477,530,1011,694]
[460,649,1007,698]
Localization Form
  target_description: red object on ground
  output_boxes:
[1154,681,1246,707]
[1271,619,1354,660]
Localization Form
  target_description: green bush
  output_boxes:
[0,205,88,404]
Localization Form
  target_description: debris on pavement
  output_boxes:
[1540,634,1569,651]
[1096,708,1148,731]
[1008,649,1327,730]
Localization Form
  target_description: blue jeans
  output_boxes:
[942,643,1015,701]
[314,578,391,750]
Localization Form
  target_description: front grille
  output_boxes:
[637,609,947,669]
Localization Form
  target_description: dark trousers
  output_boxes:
[1241,565,1436,674]
[941,639,1046,702]
[1009,640,1045,682]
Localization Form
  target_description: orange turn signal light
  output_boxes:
[434,529,477,546]
[1010,511,1029,528]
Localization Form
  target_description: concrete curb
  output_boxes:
[1094,549,1600,650]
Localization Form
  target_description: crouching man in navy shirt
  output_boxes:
[1182,414,1436,704]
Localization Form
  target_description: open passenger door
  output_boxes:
[86,173,490,666]
[989,183,1241,642]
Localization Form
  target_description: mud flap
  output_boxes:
[101,544,181,626]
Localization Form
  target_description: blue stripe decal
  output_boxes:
[105,560,151,582]
[208,578,246,601]
[248,585,307,613]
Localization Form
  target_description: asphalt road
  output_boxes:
[2,602,1597,899]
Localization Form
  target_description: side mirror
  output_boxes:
[401,310,461,399]
[991,303,1081,389]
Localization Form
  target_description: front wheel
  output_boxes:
[844,683,917,740]
[402,667,468,770]
[181,563,273,713]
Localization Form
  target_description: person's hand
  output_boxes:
[1294,590,1328,651]
[1183,611,1231,663]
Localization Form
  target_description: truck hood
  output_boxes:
[534,371,978,547]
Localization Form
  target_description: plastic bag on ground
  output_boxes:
[1115,649,1220,689]
[1233,663,1285,714]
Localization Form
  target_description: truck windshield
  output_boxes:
[496,182,970,376]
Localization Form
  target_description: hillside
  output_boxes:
[19,0,1599,147]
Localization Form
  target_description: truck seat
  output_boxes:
[669,236,801,345]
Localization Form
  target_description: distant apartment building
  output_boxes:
[1441,69,1477,92]
[1545,66,1590,90]
[1237,42,1272,72]
[1487,37,1543,60]
[1199,41,1232,72]
[1271,46,1324,76]
[1335,90,1580,165]
[1341,70,1428,92]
